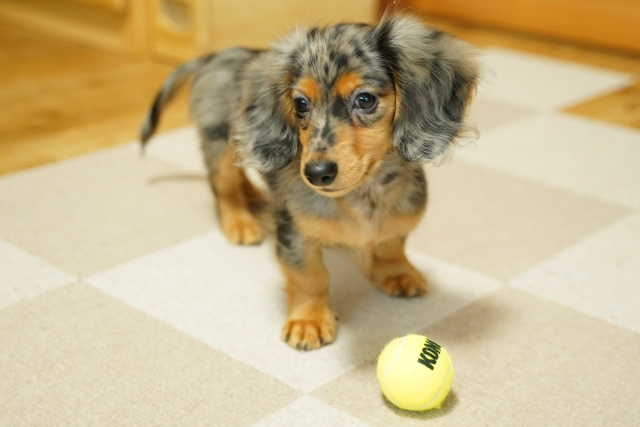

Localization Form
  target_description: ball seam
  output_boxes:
[420,361,453,410]
[380,335,408,408]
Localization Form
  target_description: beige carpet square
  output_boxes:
[313,287,640,427]
[458,113,640,208]
[143,127,207,174]
[512,213,640,333]
[410,160,629,280]
[0,284,299,426]
[468,97,535,134]
[252,396,373,427]
[478,47,633,109]
[0,145,215,276]
[0,239,75,309]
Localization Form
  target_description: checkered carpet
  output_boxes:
[2,47,639,426]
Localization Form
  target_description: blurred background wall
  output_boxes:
[1,0,638,63]
[403,0,640,54]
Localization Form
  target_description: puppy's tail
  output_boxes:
[140,55,214,149]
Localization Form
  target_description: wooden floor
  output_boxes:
[0,17,638,176]
[0,24,190,176]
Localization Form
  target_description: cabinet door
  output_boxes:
[147,0,210,62]
[148,0,378,62]
[206,0,377,52]
[0,0,147,55]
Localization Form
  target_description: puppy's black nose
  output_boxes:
[304,161,338,187]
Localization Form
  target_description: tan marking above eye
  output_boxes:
[335,73,364,99]
[296,77,321,102]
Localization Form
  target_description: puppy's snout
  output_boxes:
[304,161,338,187]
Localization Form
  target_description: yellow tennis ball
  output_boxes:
[377,334,454,411]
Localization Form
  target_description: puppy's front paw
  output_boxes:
[372,265,428,298]
[281,307,336,351]
[220,210,263,245]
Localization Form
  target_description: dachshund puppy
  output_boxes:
[141,15,479,350]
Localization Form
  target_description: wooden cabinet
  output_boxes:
[0,0,377,62]
[147,0,210,61]
[0,0,147,55]
[148,0,379,61]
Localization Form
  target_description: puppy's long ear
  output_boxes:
[374,15,479,163]
[232,51,298,172]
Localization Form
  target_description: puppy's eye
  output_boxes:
[294,98,309,115]
[354,92,377,110]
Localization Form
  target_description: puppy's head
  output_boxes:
[236,15,479,198]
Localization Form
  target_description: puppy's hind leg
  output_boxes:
[203,134,264,245]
